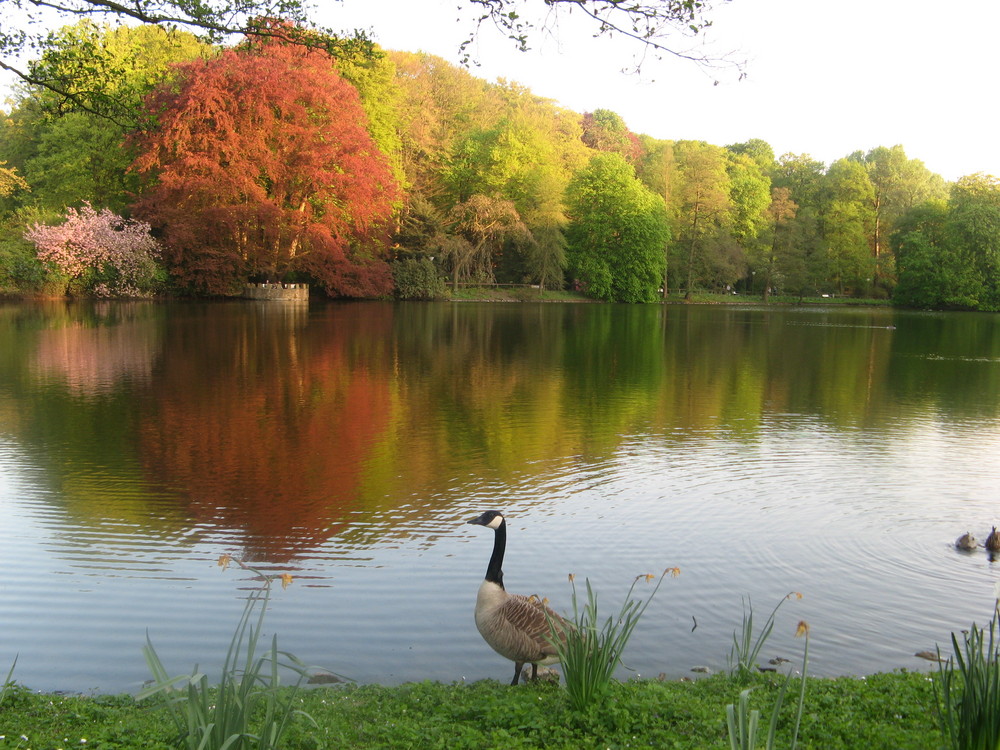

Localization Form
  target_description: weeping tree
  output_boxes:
[443,194,529,291]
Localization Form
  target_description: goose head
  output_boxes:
[468,510,505,529]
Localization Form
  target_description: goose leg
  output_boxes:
[511,662,523,685]
[530,663,538,682]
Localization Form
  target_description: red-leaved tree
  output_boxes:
[130,28,399,297]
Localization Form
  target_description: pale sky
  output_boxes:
[331,0,999,182]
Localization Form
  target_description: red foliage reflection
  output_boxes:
[138,304,394,561]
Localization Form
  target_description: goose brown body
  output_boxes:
[475,581,564,666]
[468,510,568,685]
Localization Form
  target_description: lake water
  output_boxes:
[2,299,1000,694]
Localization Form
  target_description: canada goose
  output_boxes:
[986,527,1000,552]
[467,510,569,685]
[955,532,978,551]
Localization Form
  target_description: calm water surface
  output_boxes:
[2,299,1000,693]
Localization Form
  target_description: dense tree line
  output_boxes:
[0,19,995,308]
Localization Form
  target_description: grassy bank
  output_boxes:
[0,670,939,749]
[447,286,891,306]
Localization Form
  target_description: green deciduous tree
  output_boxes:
[892,175,1000,310]
[337,46,406,189]
[948,174,1000,309]
[754,186,797,302]
[852,145,948,292]
[726,151,771,246]
[388,51,495,200]
[773,153,825,210]
[892,201,976,309]
[0,162,28,197]
[727,138,775,176]
[636,136,679,296]
[0,23,209,215]
[565,152,670,302]
[671,140,732,296]
[822,158,875,295]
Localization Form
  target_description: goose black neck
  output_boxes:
[485,519,506,589]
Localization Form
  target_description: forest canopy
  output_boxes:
[0,15,996,309]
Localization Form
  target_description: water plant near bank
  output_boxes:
[726,619,810,750]
[546,568,679,711]
[729,592,803,682]
[139,556,318,750]
[0,657,16,709]
[935,598,1000,750]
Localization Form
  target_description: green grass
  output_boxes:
[666,291,892,307]
[444,286,891,306]
[448,286,592,302]
[0,671,940,749]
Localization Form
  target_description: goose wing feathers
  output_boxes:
[483,593,568,662]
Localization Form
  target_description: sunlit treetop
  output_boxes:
[2,0,737,123]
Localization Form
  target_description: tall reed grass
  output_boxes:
[936,599,1000,750]
[139,556,317,750]
[726,619,810,750]
[547,569,679,712]
[729,592,802,682]
[0,656,17,707]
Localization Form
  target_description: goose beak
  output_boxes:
[468,514,486,525]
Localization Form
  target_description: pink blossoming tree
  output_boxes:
[25,203,162,297]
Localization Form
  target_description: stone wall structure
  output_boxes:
[242,283,309,301]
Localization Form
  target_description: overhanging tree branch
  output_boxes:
[1,0,373,121]
[458,0,741,75]
[1,0,739,123]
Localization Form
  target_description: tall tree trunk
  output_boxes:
[662,240,670,299]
